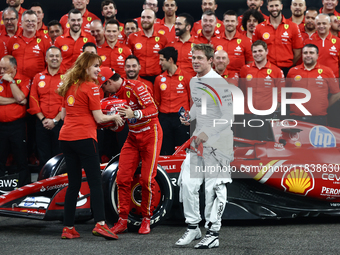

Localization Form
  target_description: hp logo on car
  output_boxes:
[309,126,336,148]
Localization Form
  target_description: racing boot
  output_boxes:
[194,230,219,249]
[110,218,128,234]
[138,217,150,234]
[175,225,201,246]
[61,227,80,239]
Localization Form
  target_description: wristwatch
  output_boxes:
[53,119,59,125]
[133,110,139,119]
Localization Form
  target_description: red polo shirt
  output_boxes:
[0,72,30,122]
[319,7,340,18]
[167,36,203,77]
[211,30,253,73]
[287,16,305,32]
[193,29,220,44]
[155,18,176,43]
[28,68,64,118]
[134,17,161,30]
[36,24,49,39]
[7,32,51,80]
[287,63,339,116]
[154,68,191,113]
[191,18,224,36]
[0,38,7,60]
[127,29,168,77]
[59,9,100,34]
[239,61,285,114]
[218,68,239,86]
[304,33,340,77]
[97,41,132,75]
[0,27,22,47]
[252,17,304,68]
[54,30,96,70]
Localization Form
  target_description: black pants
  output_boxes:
[60,139,105,226]
[36,119,63,170]
[0,118,30,186]
[159,112,190,155]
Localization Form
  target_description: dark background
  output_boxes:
[0,0,331,26]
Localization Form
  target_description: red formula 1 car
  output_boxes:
[1,120,340,229]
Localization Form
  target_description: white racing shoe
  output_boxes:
[175,226,202,246]
[194,230,219,249]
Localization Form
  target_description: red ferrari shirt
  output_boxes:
[0,27,22,48]
[193,30,220,44]
[36,24,49,39]
[287,17,305,32]
[211,30,253,73]
[319,7,340,18]
[113,78,159,133]
[191,18,224,36]
[239,61,285,114]
[252,17,304,68]
[8,32,51,80]
[134,17,161,30]
[154,68,191,113]
[155,18,176,43]
[218,68,239,86]
[59,81,101,142]
[167,36,201,78]
[28,68,64,118]
[97,41,132,75]
[59,9,100,34]
[237,11,269,33]
[0,72,30,122]
[304,33,340,77]
[287,63,340,116]
[0,38,7,60]
[54,30,96,70]
[127,29,168,77]
[121,75,154,94]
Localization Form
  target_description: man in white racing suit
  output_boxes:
[176,43,234,249]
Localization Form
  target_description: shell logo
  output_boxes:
[160,83,167,91]
[135,43,142,50]
[0,85,3,92]
[281,167,314,196]
[38,81,46,88]
[66,23,70,28]
[67,95,75,106]
[216,45,223,51]
[294,75,302,81]
[13,43,20,50]
[295,141,301,147]
[246,74,253,81]
[101,55,107,61]
[197,29,202,34]
[158,30,165,35]
[61,45,69,52]
[263,32,270,40]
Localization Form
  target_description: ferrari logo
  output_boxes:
[332,38,337,44]
[216,23,221,28]
[237,39,242,44]
[87,17,92,22]
[126,91,131,98]
[83,38,88,43]
[224,75,228,78]
[155,37,160,42]
[37,38,41,43]
[118,48,123,54]
[119,26,123,31]
[267,69,272,75]
[44,30,48,34]
[179,76,183,81]
[284,24,289,29]
[60,75,64,79]
[17,80,21,84]
[318,69,323,74]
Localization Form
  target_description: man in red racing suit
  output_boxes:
[99,67,162,235]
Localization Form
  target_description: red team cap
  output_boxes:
[98,67,116,85]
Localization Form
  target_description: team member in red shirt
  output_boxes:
[252,0,304,76]
[124,55,153,92]
[156,0,177,43]
[300,7,318,41]
[98,19,132,75]
[213,50,239,86]
[287,44,340,125]
[0,55,31,187]
[28,46,64,170]
[193,10,220,44]
[168,13,198,77]
[319,0,340,18]
[30,3,49,39]
[134,0,161,29]
[211,10,253,74]
[237,0,269,33]
[101,0,124,30]
[119,19,138,45]
[54,9,96,71]
[288,0,306,31]
[154,47,190,155]
[241,9,265,40]
[0,7,22,47]
[90,19,105,46]
[239,40,285,141]
[99,67,162,235]
[127,9,167,83]
[191,0,224,36]
[0,0,26,28]
[7,10,51,80]
[47,20,63,44]
[305,13,340,77]
[59,0,99,34]
[329,14,339,36]
[58,52,122,240]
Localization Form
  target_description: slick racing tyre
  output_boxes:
[102,159,173,231]
[38,154,67,180]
